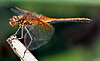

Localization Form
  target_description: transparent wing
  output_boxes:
[11,7,26,15]
[24,22,55,50]
[11,7,38,19]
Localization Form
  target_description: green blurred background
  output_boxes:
[0,0,100,61]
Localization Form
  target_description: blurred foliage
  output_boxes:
[0,0,100,61]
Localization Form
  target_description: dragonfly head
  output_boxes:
[9,15,24,28]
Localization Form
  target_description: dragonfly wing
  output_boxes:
[11,7,25,15]
[11,7,33,15]
[24,22,55,50]
[11,7,38,19]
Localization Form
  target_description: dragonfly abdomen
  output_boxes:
[48,18,92,23]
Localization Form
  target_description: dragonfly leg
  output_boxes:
[14,26,21,35]
[25,27,33,48]
[23,27,33,58]
[14,25,24,39]
[18,26,24,39]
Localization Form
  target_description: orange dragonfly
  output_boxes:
[9,7,92,50]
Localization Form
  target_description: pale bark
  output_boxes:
[6,35,38,61]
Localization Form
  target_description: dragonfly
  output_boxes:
[9,7,92,51]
